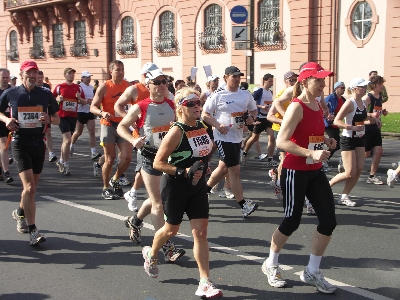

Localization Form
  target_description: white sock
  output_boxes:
[276,179,280,187]
[130,188,137,194]
[70,144,74,150]
[59,159,64,164]
[307,254,322,274]
[49,152,54,156]
[265,249,280,267]
[91,147,96,154]
[341,194,348,200]
[64,162,69,166]
[305,197,310,206]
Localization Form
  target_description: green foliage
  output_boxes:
[381,113,400,133]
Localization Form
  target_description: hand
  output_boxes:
[6,118,19,131]
[382,109,388,116]
[101,111,113,121]
[132,136,147,149]
[370,112,379,118]
[355,125,364,132]
[324,138,336,149]
[75,92,81,100]
[311,150,330,162]
[40,112,50,124]
[186,160,205,185]
[217,123,229,135]
[59,95,64,102]
[327,114,335,121]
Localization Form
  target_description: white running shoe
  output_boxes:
[210,184,218,194]
[195,278,223,298]
[93,162,101,177]
[258,153,268,160]
[266,159,279,167]
[241,199,258,217]
[261,261,287,288]
[387,169,398,188]
[56,161,64,173]
[337,195,356,207]
[306,203,316,215]
[219,188,234,199]
[269,181,283,201]
[268,168,277,182]
[367,175,384,185]
[300,267,337,294]
[124,191,138,212]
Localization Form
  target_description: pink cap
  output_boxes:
[20,60,39,72]
[297,62,333,82]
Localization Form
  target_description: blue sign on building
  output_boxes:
[230,5,248,24]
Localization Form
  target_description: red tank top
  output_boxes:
[283,98,325,171]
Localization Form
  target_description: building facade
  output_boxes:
[1,0,399,111]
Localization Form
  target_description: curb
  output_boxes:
[381,132,400,139]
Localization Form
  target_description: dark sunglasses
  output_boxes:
[181,100,201,107]
[151,79,167,85]
[287,79,297,82]
[339,87,346,89]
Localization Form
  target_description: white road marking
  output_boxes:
[41,195,394,300]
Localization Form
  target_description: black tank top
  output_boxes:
[366,92,382,132]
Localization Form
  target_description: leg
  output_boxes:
[227,164,243,202]
[71,121,84,145]
[114,142,132,179]
[18,170,40,225]
[266,127,276,158]
[191,219,210,279]
[86,119,97,149]
[370,145,383,175]
[329,150,356,186]
[61,131,72,163]
[45,128,54,153]
[102,143,116,188]
[206,160,228,188]
[141,171,164,231]
[150,222,180,258]
[0,136,10,172]
[243,132,260,153]
[342,147,365,194]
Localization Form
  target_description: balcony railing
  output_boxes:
[116,36,136,56]
[49,45,65,58]
[198,25,226,53]
[154,31,178,56]
[6,49,19,61]
[70,44,87,57]
[29,46,45,59]
[254,24,284,51]
[5,0,50,8]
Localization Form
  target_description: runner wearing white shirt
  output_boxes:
[202,66,259,217]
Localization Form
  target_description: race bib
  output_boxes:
[373,105,382,119]
[355,121,365,138]
[18,106,42,128]
[62,98,78,112]
[306,136,324,164]
[263,100,272,111]
[186,128,212,157]
[230,111,245,129]
[151,125,170,147]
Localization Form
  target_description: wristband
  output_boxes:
[175,167,185,178]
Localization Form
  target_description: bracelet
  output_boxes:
[175,167,185,178]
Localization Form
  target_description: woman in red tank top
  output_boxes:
[261,62,339,294]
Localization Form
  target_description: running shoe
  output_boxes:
[258,153,268,160]
[30,228,46,246]
[162,240,186,262]
[49,154,57,162]
[387,169,398,188]
[268,168,277,182]
[124,191,138,212]
[142,246,159,278]
[241,152,247,164]
[195,278,223,298]
[322,161,331,172]
[12,209,29,233]
[337,195,356,207]
[102,188,119,200]
[4,172,13,184]
[269,181,283,201]
[69,146,74,157]
[93,162,101,177]
[367,176,384,185]
[210,184,219,194]
[266,159,279,167]
[307,203,316,215]
[9,157,13,164]
[56,161,64,173]
[63,164,71,176]
[118,175,131,186]
[109,178,124,197]
[91,152,101,160]
[261,261,287,288]
[219,188,234,199]
[241,199,259,217]
[124,216,143,243]
[300,267,337,294]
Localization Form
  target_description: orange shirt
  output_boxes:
[134,82,150,104]
[100,79,130,126]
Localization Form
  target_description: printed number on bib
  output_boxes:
[306,136,324,164]
[373,106,382,119]
[231,111,245,129]
[186,128,212,157]
[263,100,272,111]
[152,125,170,147]
[62,98,77,112]
[18,106,42,128]
[355,121,365,138]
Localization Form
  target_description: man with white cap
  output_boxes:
[199,74,219,105]
[118,67,186,262]
[70,71,101,160]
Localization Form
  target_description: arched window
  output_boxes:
[255,0,282,49]
[7,30,19,61]
[154,11,177,54]
[122,16,134,40]
[352,1,372,40]
[199,4,224,52]
[117,16,136,55]
[205,4,222,29]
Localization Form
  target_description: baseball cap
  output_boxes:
[349,78,370,89]
[207,74,219,82]
[334,81,344,90]
[64,67,76,75]
[145,68,165,84]
[10,76,17,80]
[141,62,159,75]
[20,60,39,72]
[225,66,244,76]
[284,71,298,80]
[81,71,92,77]
[297,62,333,82]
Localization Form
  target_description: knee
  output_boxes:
[317,220,337,236]
[269,135,276,144]
[373,147,383,157]
[192,226,208,240]
[164,226,179,238]
[23,185,36,198]
[278,218,301,236]
[344,170,357,179]
[229,165,240,177]
[105,154,116,164]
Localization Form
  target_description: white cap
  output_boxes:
[141,62,159,75]
[81,71,92,77]
[207,74,219,82]
[349,77,370,89]
[145,69,165,84]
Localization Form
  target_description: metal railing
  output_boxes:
[70,44,88,57]
[154,31,177,54]
[29,46,45,59]
[254,23,284,50]
[6,49,19,61]
[5,0,49,8]
[116,36,136,56]
[49,45,65,58]
[198,25,225,53]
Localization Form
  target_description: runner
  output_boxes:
[202,66,259,217]
[0,60,59,245]
[242,73,278,166]
[53,67,86,175]
[70,71,101,160]
[329,78,378,206]
[142,87,223,298]
[387,164,400,188]
[90,60,132,200]
[0,68,14,183]
[118,67,186,262]
[262,62,337,293]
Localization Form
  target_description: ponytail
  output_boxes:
[346,87,352,96]
[292,81,302,100]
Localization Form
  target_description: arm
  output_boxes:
[333,100,356,130]
[90,83,113,120]
[274,87,293,117]
[381,85,388,103]
[116,104,146,148]
[76,90,87,105]
[267,103,283,124]
[114,85,138,118]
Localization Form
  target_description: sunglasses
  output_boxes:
[339,87,346,89]
[150,79,167,85]
[287,79,297,82]
[181,100,201,107]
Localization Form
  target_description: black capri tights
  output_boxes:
[278,168,337,237]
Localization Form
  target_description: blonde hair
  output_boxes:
[174,87,200,120]
[292,81,303,99]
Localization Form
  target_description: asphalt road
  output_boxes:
[0,129,399,300]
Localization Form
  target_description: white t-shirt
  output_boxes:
[258,89,273,118]
[79,83,94,113]
[203,87,256,143]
